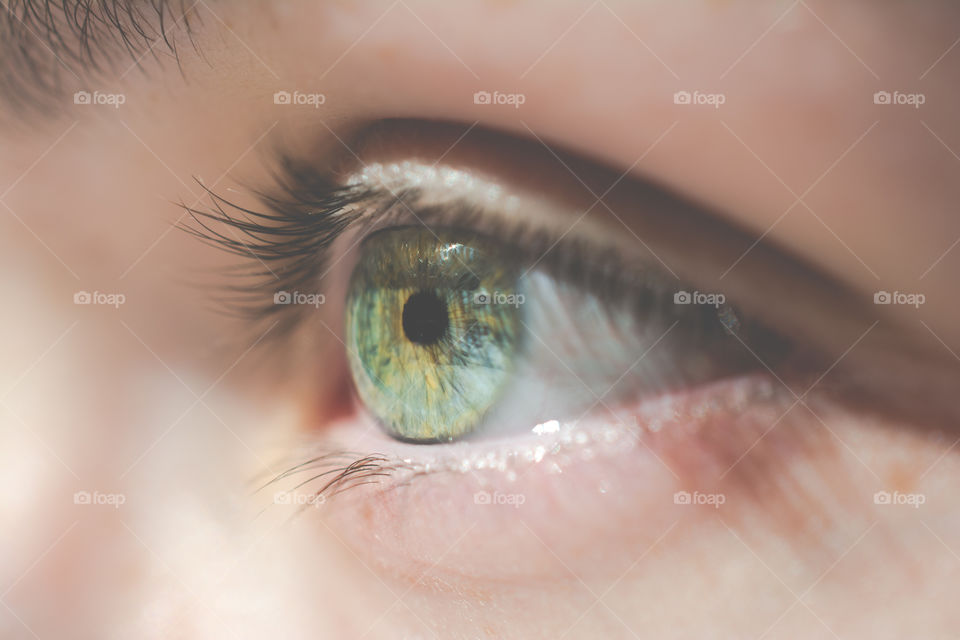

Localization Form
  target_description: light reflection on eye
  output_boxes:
[184,135,814,505]
[346,226,524,443]
[343,216,790,447]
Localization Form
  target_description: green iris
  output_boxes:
[345,226,524,442]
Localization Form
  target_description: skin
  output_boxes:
[2,1,959,638]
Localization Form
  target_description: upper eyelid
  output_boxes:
[182,154,784,382]
[185,140,804,308]
[183,122,909,374]
[180,158,681,321]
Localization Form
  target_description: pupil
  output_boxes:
[402,290,448,345]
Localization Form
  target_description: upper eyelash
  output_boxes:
[181,153,646,314]
[181,155,775,352]
[178,162,629,339]
[179,160,378,337]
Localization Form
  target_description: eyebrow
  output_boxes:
[0,0,199,115]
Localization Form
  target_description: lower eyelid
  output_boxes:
[285,376,848,583]
[276,374,790,493]
[331,373,784,478]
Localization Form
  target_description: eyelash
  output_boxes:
[180,158,374,337]
[182,154,773,352]
[255,449,399,511]
[186,152,800,508]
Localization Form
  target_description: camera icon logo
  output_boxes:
[673,91,692,105]
[673,291,692,304]
[274,291,292,304]
[673,491,692,505]
[473,91,492,105]
[474,491,492,505]
[874,291,892,304]
[73,491,91,504]
[74,291,92,304]
[873,91,892,105]
[873,491,892,505]
[73,91,91,105]
[273,91,292,105]
[473,291,490,305]
[273,491,292,504]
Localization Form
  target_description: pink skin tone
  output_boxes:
[2,1,959,638]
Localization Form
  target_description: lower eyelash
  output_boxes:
[255,450,400,513]
[253,373,799,514]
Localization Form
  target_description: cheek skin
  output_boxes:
[306,398,960,636]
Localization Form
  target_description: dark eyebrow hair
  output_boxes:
[0,0,199,115]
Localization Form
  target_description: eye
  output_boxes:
[346,226,524,443]
[183,121,872,581]
[345,221,787,446]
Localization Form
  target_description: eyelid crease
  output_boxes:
[331,122,946,376]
